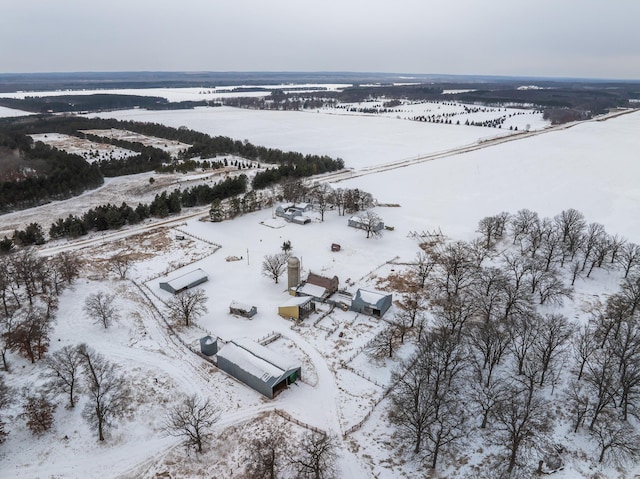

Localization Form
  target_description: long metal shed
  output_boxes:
[159,268,208,294]
[216,338,301,399]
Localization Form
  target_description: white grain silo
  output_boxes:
[287,256,300,290]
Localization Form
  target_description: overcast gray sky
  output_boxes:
[2,0,639,79]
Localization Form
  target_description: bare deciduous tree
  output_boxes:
[244,419,289,479]
[45,344,83,408]
[310,183,332,222]
[469,370,509,429]
[165,288,208,327]
[21,392,56,435]
[0,311,18,371]
[355,211,384,239]
[261,253,289,284]
[582,349,618,431]
[477,212,510,250]
[52,252,81,292]
[467,319,509,388]
[491,385,550,474]
[390,329,465,465]
[532,313,573,387]
[107,253,134,280]
[10,307,53,363]
[0,376,12,443]
[84,292,119,329]
[366,326,400,359]
[281,178,308,203]
[290,431,339,479]
[409,251,436,289]
[77,344,130,441]
[592,410,640,464]
[429,241,477,300]
[510,208,540,246]
[164,394,221,453]
[566,379,591,433]
[617,242,640,278]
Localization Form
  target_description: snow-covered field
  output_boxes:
[88,104,548,170]
[0,106,33,118]
[1,100,640,478]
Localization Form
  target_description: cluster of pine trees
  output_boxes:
[0,134,103,213]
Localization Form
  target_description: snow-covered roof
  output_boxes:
[230,300,255,312]
[297,283,327,298]
[162,268,208,291]
[232,338,298,372]
[354,289,390,305]
[217,338,299,385]
[291,215,311,224]
[280,296,313,307]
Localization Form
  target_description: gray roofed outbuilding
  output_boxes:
[216,338,301,399]
[159,268,208,294]
[350,289,392,318]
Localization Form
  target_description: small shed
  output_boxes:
[216,338,301,399]
[291,215,311,225]
[331,243,341,252]
[229,300,257,319]
[159,268,208,294]
[350,289,393,318]
[199,335,218,356]
[278,296,315,320]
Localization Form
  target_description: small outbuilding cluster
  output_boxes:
[275,203,313,224]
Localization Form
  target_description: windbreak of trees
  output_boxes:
[251,156,344,190]
[48,175,247,239]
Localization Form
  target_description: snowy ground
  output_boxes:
[0,106,33,118]
[0,100,639,478]
[88,104,549,171]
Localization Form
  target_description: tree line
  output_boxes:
[378,208,640,475]
[45,175,247,240]
[0,94,211,114]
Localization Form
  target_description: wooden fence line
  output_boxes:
[342,385,393,438]
[341,364,385,388]
[274,409,327,436]
[174,227,222,248]
[143,227,221,283]
[355,255,400,283]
